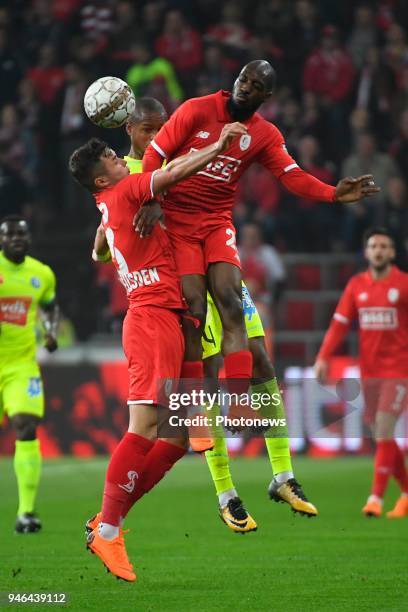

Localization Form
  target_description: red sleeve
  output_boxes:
[257,124,336,202]
[145,99,198,162]
[123,172,155,207]
[143,145,164,171]
[317,280,357,360]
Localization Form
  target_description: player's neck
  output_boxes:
[369,264,392,281]
[127,146,142,160]
[4,252,25,265]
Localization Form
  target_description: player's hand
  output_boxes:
[44,334,58,353]
[216,122,248,152]
[133,200,164,237]
[314,359,329,385]
[334,175,380,203]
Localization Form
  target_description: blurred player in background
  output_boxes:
[0,216,58,533]
[315,228,408,518]
[143,59,379,522]
[70,124,246,582]
[94,97,317,533]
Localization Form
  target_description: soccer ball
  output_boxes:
[84,76,136,128]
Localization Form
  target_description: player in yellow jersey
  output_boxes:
[93,98,317,534]
[0,216,59,533]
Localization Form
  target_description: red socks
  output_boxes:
[121,439,186,518]
[372,440,397,498]
[393,442,408,494]
[101,433,154,526]
[224,350,253,393]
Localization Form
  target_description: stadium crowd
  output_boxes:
[1,0,408,334]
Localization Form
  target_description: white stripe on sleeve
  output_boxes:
[284,163,299,173]
[151,140,167,159]
[333,313,349,324]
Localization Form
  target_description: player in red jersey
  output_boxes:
[142,59,380,433]
[315,228,408,519]
[68,123,246,582]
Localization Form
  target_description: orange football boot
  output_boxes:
[85,512,101,536]
[362,498,382,517]
[87,528,136,582]
[386,495,408,518]
[189,436,214,453]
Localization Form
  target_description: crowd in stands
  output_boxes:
[1,0,408,334]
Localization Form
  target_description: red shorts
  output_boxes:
[362,378,408,421]
[122,306,184,405]
[165,214,241,276]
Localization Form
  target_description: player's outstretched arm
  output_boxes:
[151,122,247,196]
[92,223,112,263]
[333,174,380,203]
[41,300,59,353]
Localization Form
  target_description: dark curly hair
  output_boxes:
[68,138,109,192]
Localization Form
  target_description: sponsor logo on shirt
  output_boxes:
[359,307,398,330]
[119,267,160,293]
[0,297,31,326]
[191,148,241,182]
[388,288,399,303]
[239,134,251,151]
[196,131,210,139]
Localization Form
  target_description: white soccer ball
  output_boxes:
[84,76,136,128]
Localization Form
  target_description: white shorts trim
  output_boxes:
[127,399,154,405]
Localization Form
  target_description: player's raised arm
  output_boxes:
[151,122,247,196]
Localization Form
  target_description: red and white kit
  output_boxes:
[143,90,336,276]
[95,173,185,404]
[318,266,408,415]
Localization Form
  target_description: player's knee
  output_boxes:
[11,414,39,441]
[249,338,275,380]
[214,286,243,327]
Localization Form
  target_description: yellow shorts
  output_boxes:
[202,282,265,360]
[0,360,44,423]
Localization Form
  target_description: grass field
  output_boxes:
[0,456,407,611]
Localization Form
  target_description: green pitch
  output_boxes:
[0,456,407,611]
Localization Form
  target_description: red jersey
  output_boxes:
[318,266,408,378]
[145,90,335,219]
[95,172,184,311]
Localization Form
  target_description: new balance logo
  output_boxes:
[118,470,139,493]
[196,131,210,139]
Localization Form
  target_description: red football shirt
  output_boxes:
[318,266,408,378]
[146,90,335,219]
[94,172,185,311]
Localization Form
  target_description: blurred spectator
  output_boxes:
[80,0,114,43]
[236,165,281,241]
[0,143,28,217]
[195,44,232,94]
[389,109,408,175]
[283,0,320,92]
[155,10,203,95]
[27,44,65,106]
[348,4,378,69]
[254,0,292,46]
[0,29,22,107]
[383,22,408,88]
[109,0,142,67]
[141,1,166,41]
[380,177,408,266]
[303,25,355,159]
[238,223,286,305]
[342,131,399,207]
[126,42,183,109]
[206,1,252,69]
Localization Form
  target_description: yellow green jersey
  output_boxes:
[0,252,56,363]
[124,156,143,174]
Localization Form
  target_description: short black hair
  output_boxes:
[0,215,28,231]
[69,137,109,192]
[127,97,167,125]
[363,226,395,246]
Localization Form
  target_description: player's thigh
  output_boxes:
[2,362,44,421]
[375,379,408,438]
[202,291,222,360]
[168,230,206,277]
[204,222,241,270]
[128,403,158,440]
[123,307,184,405]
